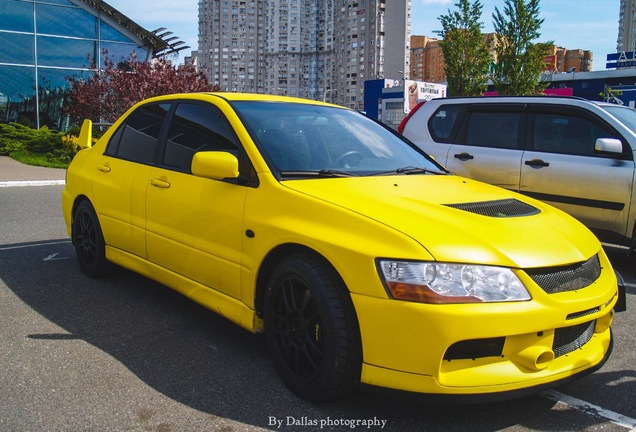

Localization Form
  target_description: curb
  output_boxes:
[0,180,66,188]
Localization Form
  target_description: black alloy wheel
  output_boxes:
[265,253,361,402]
[73,200,108,277]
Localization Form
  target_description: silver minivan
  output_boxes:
[399,96,636,251]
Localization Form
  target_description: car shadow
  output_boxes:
[1,239,632,431]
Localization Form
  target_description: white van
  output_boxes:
[399,96,636,252]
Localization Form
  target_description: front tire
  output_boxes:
[264,253,361,401]
[73,200,108,277]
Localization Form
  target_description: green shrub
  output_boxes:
[0,124,27,155]
[0,123,78,168]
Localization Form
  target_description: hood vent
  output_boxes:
[444,198,540,218]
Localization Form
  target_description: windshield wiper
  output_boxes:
[279,169,358,178]
[319,169,358,177]
[371,166,449,176]
[397,166,448,175]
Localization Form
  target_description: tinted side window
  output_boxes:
[162,102,239,172]
[429,105,463,141]
[106,103,170,164]
[532,113,618,157]
[464,112,520,149]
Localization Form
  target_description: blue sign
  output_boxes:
[606,51,636,69]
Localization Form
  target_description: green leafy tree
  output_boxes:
[435,0,491,96]
[64,51,216,124]
[491,0,552,95]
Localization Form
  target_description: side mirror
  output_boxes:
[595,138,623,154]
[191,151,239,180]
[77,119,93,149]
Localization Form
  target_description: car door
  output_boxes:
[443,104,524,191]
[90,102,171,258]
[520,106,635,241]
[145,100,249,298]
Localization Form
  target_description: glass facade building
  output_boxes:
[0,0,162,129]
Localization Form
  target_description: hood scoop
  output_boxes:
[444,198,540,218]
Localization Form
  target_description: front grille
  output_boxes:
[444,198,540,217]
[553,321,595,358]
[444,337,505,361]
[526,254,601,294]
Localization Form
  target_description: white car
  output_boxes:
[399,96,636,253]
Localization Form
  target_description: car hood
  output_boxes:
[282,175,599,269]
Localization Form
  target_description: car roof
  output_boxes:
[424,95,591,104]
[139,92,341,107]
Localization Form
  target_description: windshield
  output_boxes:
[232,101,445,177]
[601,104,636,134]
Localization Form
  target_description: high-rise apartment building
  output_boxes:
[618,0,636,54]
[198,1,260,93]
[409,35,444,82]
[198,0,411,109]
[409,33,592,85]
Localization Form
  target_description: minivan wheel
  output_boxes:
[264,253,360,401]
[73,200,108,277]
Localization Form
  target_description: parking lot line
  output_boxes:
[0,239,71,251]
[541,389,636,430]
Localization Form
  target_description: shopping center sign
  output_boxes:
[606,51,636,69]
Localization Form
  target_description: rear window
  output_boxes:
[106,103,171,164]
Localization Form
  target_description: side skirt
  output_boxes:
[105,246,263,333]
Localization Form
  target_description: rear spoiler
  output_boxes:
[77,119,112,149]
[77,119,93,149]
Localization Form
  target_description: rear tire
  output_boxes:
[264,253,361,402]
[73,200,109,277]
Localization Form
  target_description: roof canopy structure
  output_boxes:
[78,0,190,57]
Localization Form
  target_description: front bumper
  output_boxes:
[351,256,620,398]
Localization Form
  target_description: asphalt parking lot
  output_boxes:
[1,162,634,431]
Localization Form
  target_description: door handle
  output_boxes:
[97,164,111,173]
[524,159,550,168]
[150,177,171,189]
[454,152,474,161]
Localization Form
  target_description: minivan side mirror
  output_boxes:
[595,138,623,154]
[191,151,239,180]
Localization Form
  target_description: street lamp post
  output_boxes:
[323,88,331,102]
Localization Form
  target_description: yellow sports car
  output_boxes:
[62,93,625,402]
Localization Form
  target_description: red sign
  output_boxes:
[543,55,557,71]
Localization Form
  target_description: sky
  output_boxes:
[104,0,620,71]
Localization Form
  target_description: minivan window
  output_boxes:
[602,104,636,135]
[106,103,171,163]
[465,112,520,149]
[429,105,463,141]
[533,113,618,157]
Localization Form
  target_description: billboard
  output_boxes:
[404,80,447,113]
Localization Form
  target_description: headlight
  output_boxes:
[377,260,531,304]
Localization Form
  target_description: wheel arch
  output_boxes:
[254,243,357,327]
